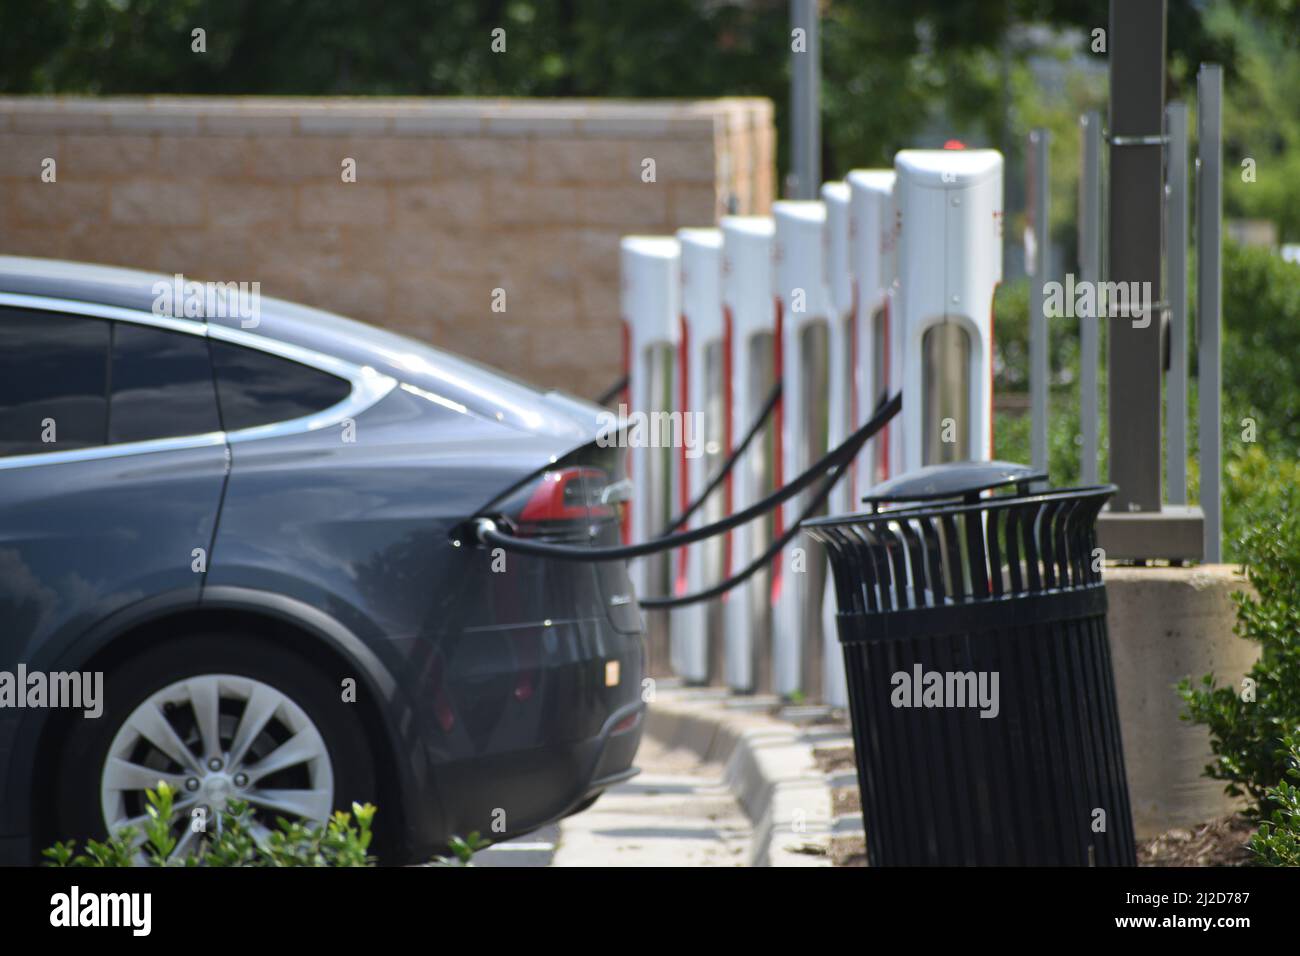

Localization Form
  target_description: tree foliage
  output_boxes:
[2,0,1291,185]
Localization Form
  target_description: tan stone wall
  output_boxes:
[0,97,774,400]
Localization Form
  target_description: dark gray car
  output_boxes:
[0,256,645,864]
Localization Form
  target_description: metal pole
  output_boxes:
[1106,0,1166,513]
[1166,101,1189,504]
[1197,66,1223,562]
[1078,112,1102,486]
[1029,128,1050,476]
[789,0,820,199]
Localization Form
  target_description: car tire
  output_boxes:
[53,632,380,862]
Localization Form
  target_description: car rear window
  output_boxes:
[0,307,109,457]
[108,322,221,444]
[210,340,352,432]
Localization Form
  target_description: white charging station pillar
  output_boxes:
[620,236,680,635]
[819,181,854,708]
[894,149,1002,472]
[670,227,725,684]
[772,200,830,698]
[847,169,899,495]
[720,216,776,693]
[820,182,854,518]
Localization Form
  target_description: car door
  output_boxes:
[0,299,229,704]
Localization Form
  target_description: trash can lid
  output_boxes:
[861,461,1045,509]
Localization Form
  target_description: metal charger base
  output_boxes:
[1096,506,1204,563]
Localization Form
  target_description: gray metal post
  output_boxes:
[1166,101,1189,505]
[1197,66,1223,562]
[1029,128,1051,476]
[789,0,820,200]
[1078,112,1103,486]
[1106,0,1165,513]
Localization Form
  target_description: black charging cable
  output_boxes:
[473,392,900,566]
[594,375,630,407]
[659,379,782,537]
[638,451,846,609]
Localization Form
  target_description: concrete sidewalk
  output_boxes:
[470,733,750,867]
[471,684,858,867]
[642,685,859,866]
[551,736,750,866]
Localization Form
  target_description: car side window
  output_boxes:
[0,307,109,457]
[108,321,221,444]
[210,340,352,432]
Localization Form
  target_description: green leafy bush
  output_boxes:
[1178,478,1300,815]
[1218,243,1300,458]
[993,388,1094,487]
[430,832,492,867]
[43,781,378,867]
[992,277,1083,398]
[1219,443,1300,566]
[989,277,1101,485]
[1249,736,1300,867]
[993,243,1300,566]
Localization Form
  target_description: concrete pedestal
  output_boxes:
[1105,564,1257,839]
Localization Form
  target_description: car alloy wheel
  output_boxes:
[99,673,335,857]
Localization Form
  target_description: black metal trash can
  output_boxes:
[804,462,1136,866]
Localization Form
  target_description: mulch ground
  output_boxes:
[812,745,1259,867]
[812,744,856,773]
[1137,814,1257,867]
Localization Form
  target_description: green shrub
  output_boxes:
[1178,478,1300,815]
[992,278,1081,396]
[1220,443,1300,565]
[43,781,378,867]
[993,388,1094,486]
[1183,242,1300,562]
[430,832,492,867]
[991,277,1104,486]
[1217,243,1300,458]
[1249,736,1300,867]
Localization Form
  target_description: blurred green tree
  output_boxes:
[2,0,1287,190]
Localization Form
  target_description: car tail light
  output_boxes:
[518,467,614,523]
[610,709,641,735]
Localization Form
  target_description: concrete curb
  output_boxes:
[644,687,851,866]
